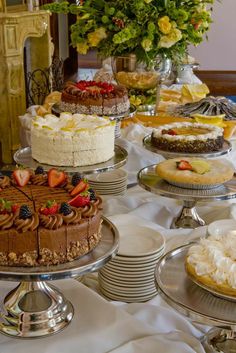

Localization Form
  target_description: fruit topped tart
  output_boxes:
[156,158,234,189]
[151,122,224,153]
[0,166,102,266]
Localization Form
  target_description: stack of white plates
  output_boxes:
[99,225,165,302]
[87,169,127,196]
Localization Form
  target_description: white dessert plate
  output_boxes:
[87,169,128,183]
[99,269,155,284]
[207,219,236,237]
[104,262,157,274]
[100,286,157,302]
[99,281,156,295]
[107,257,161,269]
[112,248,165,263]
[100,267,155,280]
[117,225,165,257]
[101,266,155,277]
[98,272,155,287]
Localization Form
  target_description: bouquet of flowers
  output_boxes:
[44,0,215,66]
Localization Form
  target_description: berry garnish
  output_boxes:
[12,168,30,187]
[59,202,72,216]
[48,168,66,188]
[68,193,90,207]
[0,198,12,214]
[39,200,59,216]
[71,172,82,186]
[11,204,19,214]
[35,166,44,175]
[176,160,193,171]
[19,205,32,219]
[162,129,177,136]
[70,179,88,196]
[88,188,96,201]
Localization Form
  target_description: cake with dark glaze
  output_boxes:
[151,122,224,153]
[60,80,130,115]
[0,167,102,266]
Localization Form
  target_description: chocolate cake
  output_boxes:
[60,80,130,115]
[0,168,102,266]
[151,122,224,153]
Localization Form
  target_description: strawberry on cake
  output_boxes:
[0,166,103,266]
[60,80,130,115]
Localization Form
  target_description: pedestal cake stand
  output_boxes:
[155,244,236,353]
[138,164,236,228]
[13,145,128,175]
[143,134,232,160]
[0,217,119,339]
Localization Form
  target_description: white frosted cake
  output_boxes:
[31,113,115,166]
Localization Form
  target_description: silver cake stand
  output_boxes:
[13,145,127,175]
[51,103,137,139]
[155,244,236,353]
[0,217,119,339]
[138,164,236,228]
[143,134,232,159]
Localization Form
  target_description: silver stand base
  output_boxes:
[205,328,236,353]
[0,281,74,338]
[171,201,205,229]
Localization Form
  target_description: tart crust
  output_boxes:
[156,158,234,187]
[185,260,236,297]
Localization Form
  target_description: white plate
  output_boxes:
[107,257,161,269]
[87,169,128,182]
[99,269,155,284]
[100,287,157,302]
[105,261,158,272]
[112,248,165,263]
[98,271,155,287]
[117,225,165,257]
[101,268,154,282]
[207,219,236,237]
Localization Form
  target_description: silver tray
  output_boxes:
[0,216,119,282]
[138,164,236,202]
[155,244,236,327]
[52,103,137,120]
[14,145,128,174]
[143,134,232,159]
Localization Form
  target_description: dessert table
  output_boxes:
[1,123,236,352]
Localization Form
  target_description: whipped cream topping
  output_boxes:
[152,122,223,141]
[187,232,236,288]
[32,113,114,135]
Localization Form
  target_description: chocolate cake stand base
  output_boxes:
[138,164,236,229]
[0,217,119,338]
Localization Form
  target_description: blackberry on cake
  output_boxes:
[60,80,130,115]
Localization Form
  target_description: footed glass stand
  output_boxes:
[155,245,236,353]
[0,217,119,339]
[138,164,236,228]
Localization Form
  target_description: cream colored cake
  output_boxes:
[31,113,115,166]
[186,232,236,296]
[156,158,234,189]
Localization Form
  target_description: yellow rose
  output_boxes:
[159,28,182,48]
[141,38,153,52]
[87,27,107,47]
[76,41,89,55]
[158,16,172,34]
[144,0,153,3]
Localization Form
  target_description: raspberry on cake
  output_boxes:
[151,122,224,153]
[60,80,130,115]
[31,113,115,167]
[0,168,103,266]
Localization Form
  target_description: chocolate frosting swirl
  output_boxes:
[0,176,11,189]
[91,196,103,210]
[62,207,82,224]
[64,182,74,193]
[31,174,47,186]
[39,214,63,230]
[0,212,15,230]
[14,213,39,233]
[81,203,97,218]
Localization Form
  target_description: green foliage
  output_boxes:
[43,0,217,65]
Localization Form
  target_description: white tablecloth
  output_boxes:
[1,123,236,352]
